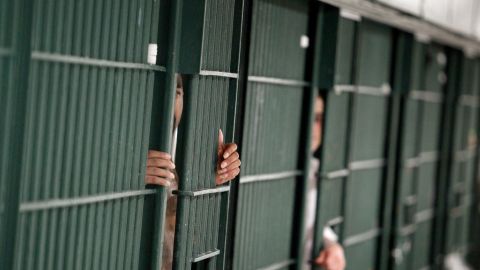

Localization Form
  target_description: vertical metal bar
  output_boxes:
[0,0,33,268]
[223,0,253,268]
[292,0,319,267]
[377,31,413,270]
[149,0,183,267]
[431,49,462,268]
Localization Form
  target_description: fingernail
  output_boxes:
[221,162,227,168]
[223,153,229,158]
[172,164,176,169]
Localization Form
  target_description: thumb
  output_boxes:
[218,129,224,155]
[315,251,326,265]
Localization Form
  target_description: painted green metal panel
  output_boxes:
[344,238,377,270]
[173,0,242,268]
[444,54,480,260]
[321,93,351,173]
[178,0,238,73]
[173,75,237,270]
[411,220,434,269]
[233,83,304,269]
[344,168,384,236]
[231,0,310,269]
[312,7,358,270]
[343,19,391,248]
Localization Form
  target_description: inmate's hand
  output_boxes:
[145,150,176,187]
[314,243,346,270]
[216,129,241,185]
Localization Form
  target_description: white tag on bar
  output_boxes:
[147,43,158,65]
[300,35,309,48]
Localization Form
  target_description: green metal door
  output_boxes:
[389,39,448,270]
[312,7,395,270]
[311,4,356,269]
[171,0,243,268]
[231,0,310,269]
[9,0,177,269]
[444,57,480,257]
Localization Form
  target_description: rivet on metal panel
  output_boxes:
[437,72,447,85]
[147,43,158,65]
[436,52,447,66]
[381,83,391,95]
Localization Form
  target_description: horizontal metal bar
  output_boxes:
[455,148,476,162]
[409,90,443,103]
[415,209,434,223]
[419,151,439,164]
[404,151,439,168]
[0,47,12,57]
[343,228,381,247]
[192,249,220,263]
[317,0,480,56]
[399,224,416,236]
[240,170,303,184]
[333,84,356,95]
[449,206,465,219]
[333,84,391,96]
[248,75,310,87]
[349,158,385,171]
[323,169,350,179]
[173,185,230,197]
[31,51,166,71]
[257,259,295,270]
[459,94,480,108]
[404,157,420,169]
[357,84,391,96]
[199,70,238,78]
[404,195,417,205]
[19,189,157,212]
[326,216,344,227]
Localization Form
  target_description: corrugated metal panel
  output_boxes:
[10,0,167,269]
[178,0,237,74]
[173,0,241,268]
[232,0,309,269]
[174,75,235,270]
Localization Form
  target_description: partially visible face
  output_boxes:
[174,74,184,129]
[311,95,324,152]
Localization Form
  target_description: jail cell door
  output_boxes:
[389,40,446,270]
[172,0,242,268]
[311,5,357,269]
[445,58,480,257]
[231,0,310,269]
[341,20,392,270]
[11,1,173,269]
